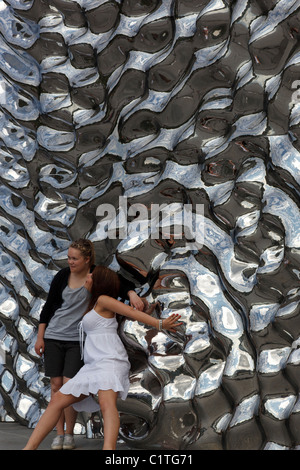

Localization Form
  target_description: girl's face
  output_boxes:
[84,273,93,292]
[68,247,90,274]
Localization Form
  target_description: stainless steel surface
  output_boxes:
[0,0,300,450]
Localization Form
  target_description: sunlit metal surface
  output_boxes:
[0,0,300,450]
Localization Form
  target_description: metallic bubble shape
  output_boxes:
[0,0,299,451]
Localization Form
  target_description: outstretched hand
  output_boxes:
[161,314,182,332]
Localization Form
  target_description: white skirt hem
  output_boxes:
[60,375,130,413]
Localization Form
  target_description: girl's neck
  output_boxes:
[68,267,90,289]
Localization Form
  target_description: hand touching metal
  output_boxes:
[160,314,182,332]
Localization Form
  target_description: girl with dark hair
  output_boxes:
[24,266,182,451]
[35,240,142,450]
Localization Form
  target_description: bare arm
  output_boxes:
[35,323,47,356]
[97,295,181,332]
[127,290,145,311]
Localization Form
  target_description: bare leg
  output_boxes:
[63,377,78,435]
[23,392,85,450]
[98,390,119,450]
[50,377,64,436]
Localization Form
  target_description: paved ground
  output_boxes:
[0,422,130,451]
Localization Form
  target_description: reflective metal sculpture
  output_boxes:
[0,0,300,450]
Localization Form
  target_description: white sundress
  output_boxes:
[60,308,131,412]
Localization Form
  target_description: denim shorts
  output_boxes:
[44,339,84,378]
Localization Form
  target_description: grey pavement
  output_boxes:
[0,422,131,451]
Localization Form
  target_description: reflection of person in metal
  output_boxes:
[24,266,182,450]
[35,239,143,450]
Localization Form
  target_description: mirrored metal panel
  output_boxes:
[0,0,300,450]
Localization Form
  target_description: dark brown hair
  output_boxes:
[87,265,120,312]
[70,238,95,266]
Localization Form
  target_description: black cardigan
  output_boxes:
[39,266,136,325]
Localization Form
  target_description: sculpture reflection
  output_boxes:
[0,0,300,450]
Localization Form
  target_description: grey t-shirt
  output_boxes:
[44,285,91,341]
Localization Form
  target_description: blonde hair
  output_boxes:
[69,239,95,266]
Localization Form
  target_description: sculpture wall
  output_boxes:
[0,0,300,450]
